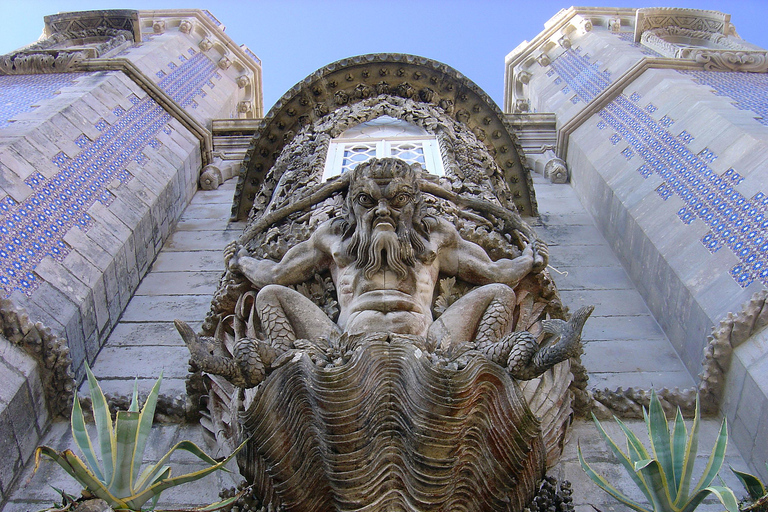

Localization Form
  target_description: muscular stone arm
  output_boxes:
[232,222,334,289]
[437,219,536,288]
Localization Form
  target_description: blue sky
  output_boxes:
[1,1,767,112]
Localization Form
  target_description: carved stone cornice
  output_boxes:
[503,7,637,113]
[0,51,86,75]
[634,7,733,41]
[693,50,768,72]
[639,25,768,71]
[0,28,133,75]
[44,9,140,42]
[138,9,263,118]
[233,53,535,221]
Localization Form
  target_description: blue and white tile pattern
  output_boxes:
[551,49,768,288]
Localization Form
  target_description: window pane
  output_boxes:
[341,144,376,172]
[389,142,426,165]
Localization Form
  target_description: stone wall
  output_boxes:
[0,336,47,504]
[0,69,201,382]
[505,7,768,479]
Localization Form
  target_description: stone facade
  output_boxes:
[1,4,767,509]
[0,9,261,502]
[506,6,768,480]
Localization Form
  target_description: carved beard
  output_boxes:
[346,217,426,280]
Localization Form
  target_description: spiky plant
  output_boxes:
[36,365,244,511]
[578,390,739,512]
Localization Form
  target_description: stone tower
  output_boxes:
[507,7,768,479]
[0,9,261,501]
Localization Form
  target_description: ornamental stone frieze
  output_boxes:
[635,7,733,37]
[640,24,768,71]
[0,26,133,75]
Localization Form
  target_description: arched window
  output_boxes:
[322,116,444,180]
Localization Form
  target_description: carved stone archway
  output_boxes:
[232,53,537,220]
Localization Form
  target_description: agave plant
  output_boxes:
[35,366,244,511]
[731,464,768,512]
[578,390,739,512]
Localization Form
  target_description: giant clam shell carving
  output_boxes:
[237,333,545,512]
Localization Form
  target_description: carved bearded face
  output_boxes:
[345,158,427,279]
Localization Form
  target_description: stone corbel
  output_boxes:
[558,36,572,50]
[516,70,531,85]
[218,56,232,70]
[579,18,593,33]
[200,160,239,190]
[238,100,253,113]
[236,75,250,88]
[152,20,166,34]
[178,19,193,34]
[609,17,622,33]
[536,53,551,67]
[199,38,214,52]
[514,99,530,113]
[544,157,568,184]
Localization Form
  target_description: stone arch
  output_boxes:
[232,53,537,220]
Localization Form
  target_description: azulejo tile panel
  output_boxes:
[0,73,86,128]
[0,52,219,297]
[681,70,768,127]
[551,48,768,289]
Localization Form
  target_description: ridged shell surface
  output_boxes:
[237,334,545,512]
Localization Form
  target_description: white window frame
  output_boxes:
[322,119,445,181]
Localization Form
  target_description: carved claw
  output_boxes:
[175,319,268,389]
[506,305,594,380]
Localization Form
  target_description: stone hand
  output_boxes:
[224,241,242,272]
[532,239,549,273]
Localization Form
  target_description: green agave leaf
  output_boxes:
[731,466,767,501]
[680,485,740,512]
[128,378,139,413]
[134,466,171,511]
[110,410,140,498]
[131,372,164,489]
[578,442,651,512]
[590,414,653,503]
[634,458,674,512]
[36,447,127,509]
[154,494,243,512]
[676,395,700,503]
[135,464,171,494]
[123,439,246,511]
[647,391,676,497]
[689,417,728,498]
[70,391,105,483]
[615,417,651,464]
[671,407,687,497]
[134,440,221,494]
[85,364,116,486]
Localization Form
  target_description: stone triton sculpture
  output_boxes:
[177,75,592,510]
[181,158,588,381]
[177,157,592,512]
